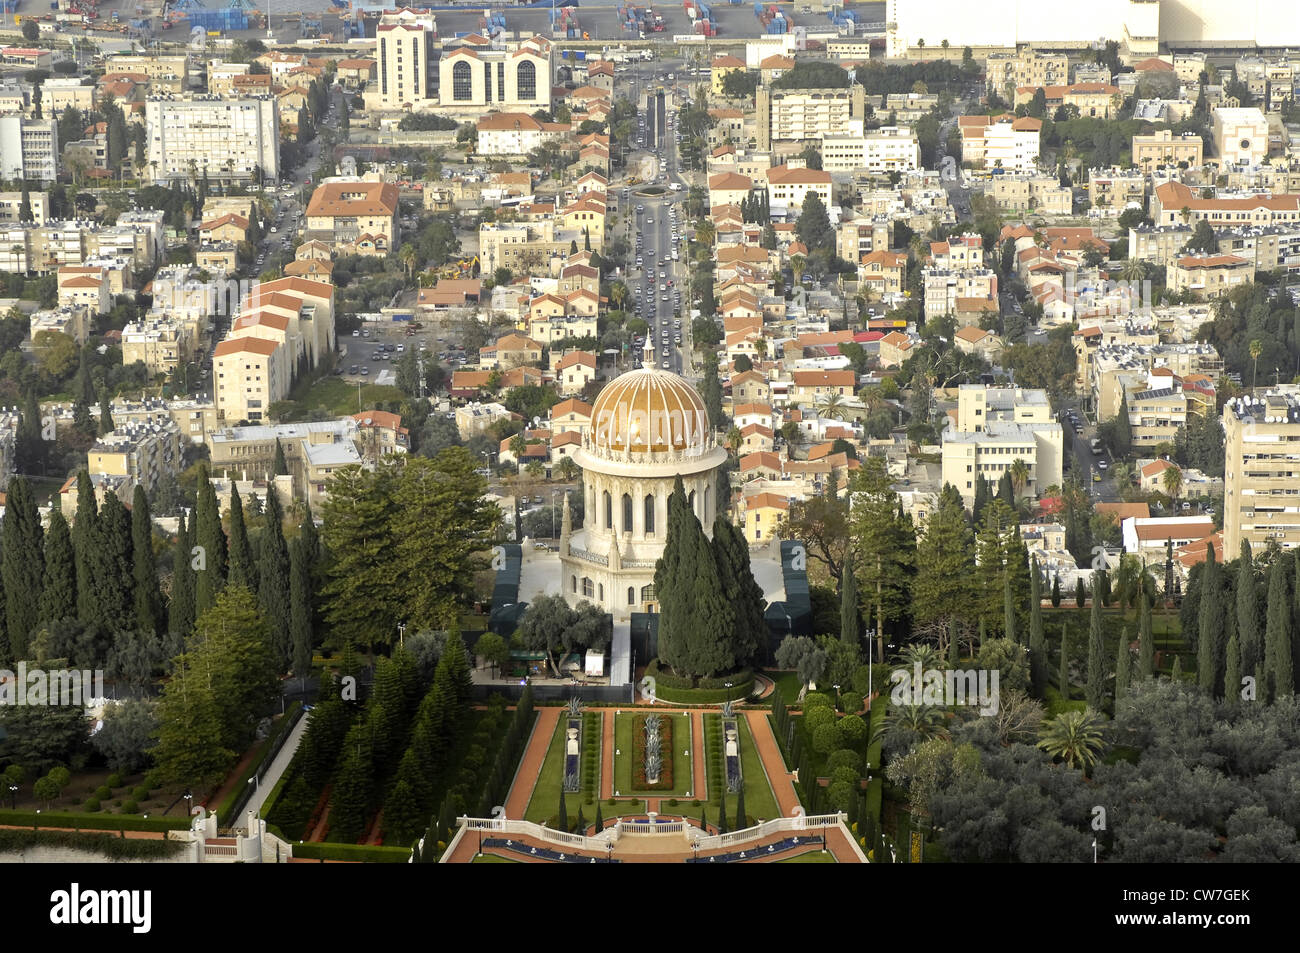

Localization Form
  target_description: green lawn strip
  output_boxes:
[613,712,694,798]
[472,853,520,863]
[778,850,837,863]
[734,715,781,824]
[522,714,570,824]
[295,377,405,417]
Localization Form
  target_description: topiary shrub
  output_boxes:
[830,766,859,789]
[93,786,112,801]
[841,692,863,714]
[132,786,150,801]
[122,800,139,814]
[105,774,123,789]
[804,705,835,733]
[813,722,840,755]
[84,797,101,812]
[827,781,854,812]
[803,692,833,711]
[827,748,862,774]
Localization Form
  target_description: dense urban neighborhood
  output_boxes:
[0,0,1295,885]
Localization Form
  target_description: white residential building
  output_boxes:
[145,96,280,183]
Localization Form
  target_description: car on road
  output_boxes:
[1092,472,1102,483]
[1097,460,1108,471]
[662,360,670,369]
[349,364,359,374]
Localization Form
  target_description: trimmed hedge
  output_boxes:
[865,696,885,772]
[0,828,186,860]
[0,810,189,833]
[293,841,411,863]
[653,678,754,704]
[643,660,754,692]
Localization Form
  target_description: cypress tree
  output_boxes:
[712,515,766,669]
[1,477,43,661]
[1114,627,1131,704]
[259,489,291,670]
[1050,573,1061,608]
[1058,624,1070,697]
[93,492,134,633]
[840,552,859,648]
[558,788,568,832]
[1164,538,1175,600]
[699,803,708,834]
[1264,556,1294,702]
[98,391,114,436]
[718,788,727,834]
[1235,540,1261,679]
[227,485,255,591]
[1028,567,1046,698]
[1137,588,1154,679]
[273,438,289,476]
[1224,629,1241,707]
[290,536,313,678]
[972,476,989,524]
[1075,577,1086,609]
[1086,583,1106,710]
[997,471,1014,508]
[1003,574,1017,644]
[169,512,196,637]
[131,485,163,637]
[1197,542,1224,696]
[72,471,99,622]
[735,784,746,829]
[38,508,76,626]
[594,801,604,834]
[654,477,691,673]
[192,464,228,614]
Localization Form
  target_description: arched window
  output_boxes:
[598,583,604,601]
[641,583,657,605]
[571,576,577,593]
[644,494,656,535]
[622,493,633,533]
[452,60,472,101]
[603,490,612,529]
[582,577,594,597]
[517,59,537,100]
[628,586,636,605]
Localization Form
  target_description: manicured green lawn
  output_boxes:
[734,715,781,824]
[292,376,405,417]
[779,850,836,863]
[523,715,570,825]
[613,712,694,798]
[765,670,803,706]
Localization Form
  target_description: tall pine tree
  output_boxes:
[840,551,859,648]
[72,471,99,622]
[227,485,255,591]
[259,488,291,670]
[1197,542,1225,696]
[1137,587,1154,679]
[192,464,228,614]
[289,535,314,679]
[93,491,134,633]
[131,485,163,637]
[1086,582,1106,711]
[38,508,76,627]
[1235,539,1261,680]
[168,512,196,637]
[1,477,43,661]
[1263,555,1294,702]
[1028,557,1046,697]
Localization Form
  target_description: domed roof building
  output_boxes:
[559,364,728,618]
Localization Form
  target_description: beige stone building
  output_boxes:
[1223,388,1300,554]
[989,174,1071,213]
[1168,254,1255,299]
[87,415,183,495]
[941,385,1063,507]
[1132,130,1204,172]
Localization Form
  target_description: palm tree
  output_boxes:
[1009,458,1030,498]
[897,642,947,671]
[941,39,950,57]
[557,457,578,482]
[1036,708,1107,772]
[790,254,806,286]
[1162,464,1183,502]
[1118,258,1149,283]
[818,391,849,420]
[873,704,948,749]
[399,243,417,279]
[1110,460,1135,492]
[1249,338,1263,391]
[694,219,715,248]
[916,38,925,56]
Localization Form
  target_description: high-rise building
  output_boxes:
[0,116,59,184]
[145,96,280,184]
[1223,388,1300,554]
[376,9,439,109]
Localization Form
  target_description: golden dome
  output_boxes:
[589,365,712,454]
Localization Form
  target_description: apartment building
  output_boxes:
[1168,253,1255,299]
[957,114,1040,173]
[214,337,284,424]
[1091,343,1224,420]
[476,112,570,156]
[105,53,188,91]
[42,76,96,114]
[304,181,400,255]
[1088,168,1146,209]
[0,189,49,225]
[819,124,919,174]
[763,164,832,213]
[941,384,1064,506]
[1014,83,1122,119]
[1150,180,1300,228]
[121,317,193,378]
[479,219,572,275]
[1131,130,1204,173]
[1223,388,1300,554]
[755,85,868,151]
[145,96,280,183]
[375,9,438,109]
[87,415,183,495]
[208,418,364,508]
[0,116,58,184]
[923,268,998,321]
[988,174,1071,213]
[1126,383,1190,448]
[986,50,1069,97]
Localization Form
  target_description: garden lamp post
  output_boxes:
[397,622,406,647]
[7,784,15,809]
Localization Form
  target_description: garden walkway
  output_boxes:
[741,709,800,819]
[504,706,560,820]
[245,714,310,820]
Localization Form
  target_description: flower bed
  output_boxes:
[631,712,675,791]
